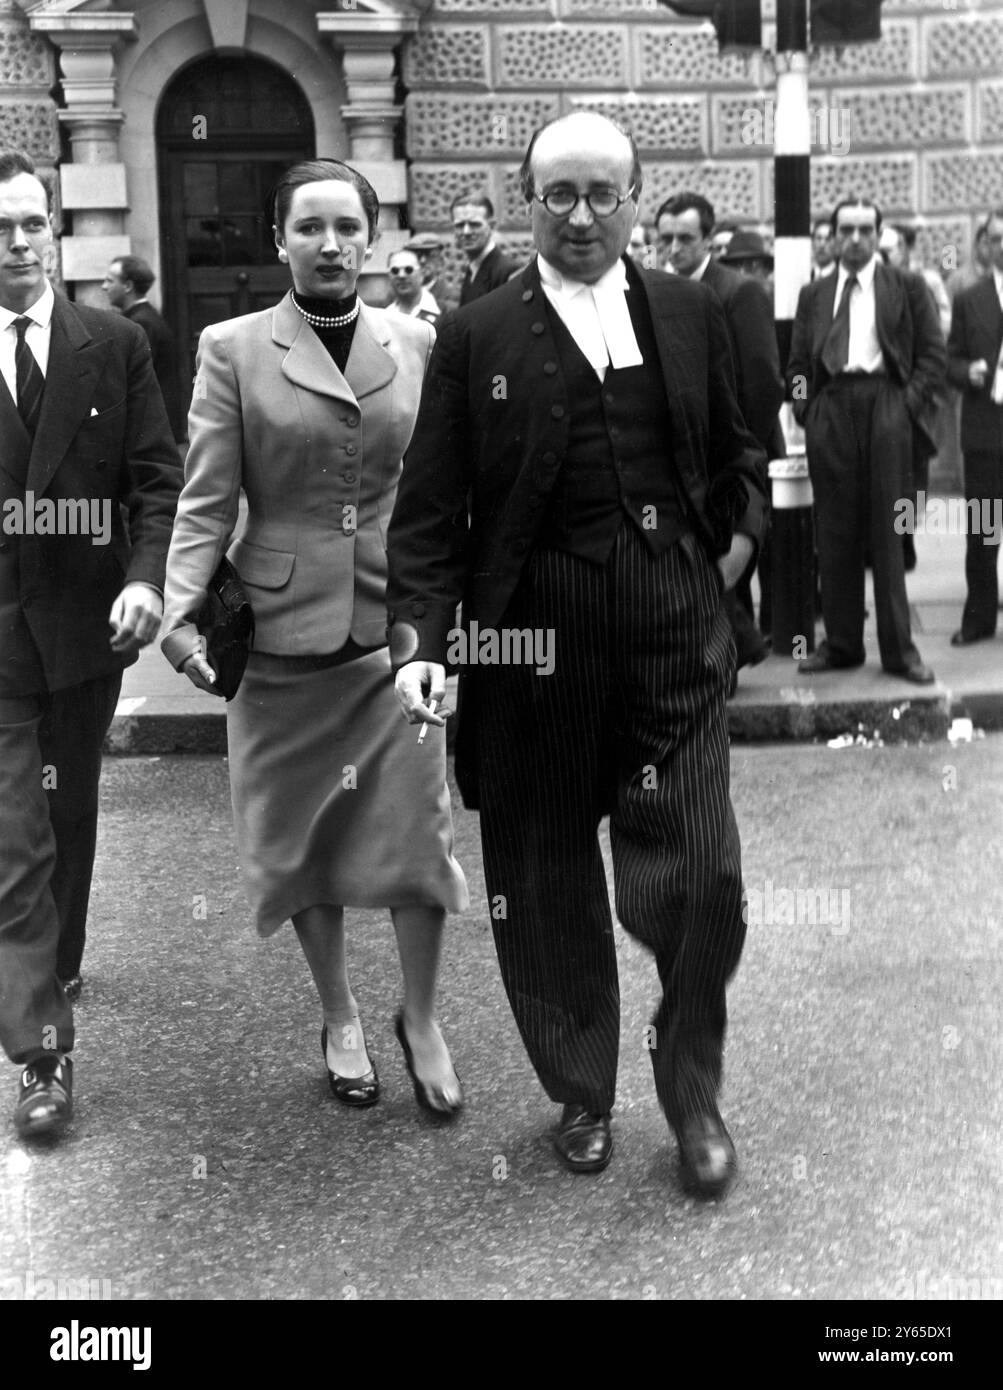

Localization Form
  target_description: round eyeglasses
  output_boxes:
[533,186,636,219]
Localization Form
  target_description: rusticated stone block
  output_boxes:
[409,162,498,226]
[809,20,916,82]
[567,95,706,155]
[430,0,556,13]
[789,156,918,220]
[829,85,970,150]
[0,22,54,87]
[641,160,762,224]
[977,81,1003,142]
[498,165,534,226]
[911,218,975,278]
[406,93,559,158]
[497,24,628,88]
[0,98,59,161]
[924,14,1003,78]
[403,25,490,89]
[638,26,760,89]
[924,149,1003,212]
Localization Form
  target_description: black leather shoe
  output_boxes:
[798,646,865,674]
[950,630,992,647]
[675,1111,736,1199]
[553,1104,613,1173]
[320,1025,379,1107]
[14,1054,73,1139]
[893,662,935,686]
[59,974,83,1003]
[394,1013,463,1118]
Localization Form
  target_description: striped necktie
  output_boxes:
[13,316,45,435]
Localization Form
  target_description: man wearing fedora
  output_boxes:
[657,194,784,674]
[720,229,775,293]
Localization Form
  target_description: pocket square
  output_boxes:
[90,407,99,416]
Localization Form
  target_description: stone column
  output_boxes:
[28,13,137,307]
[318,12,418,302]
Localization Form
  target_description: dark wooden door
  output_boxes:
[157,58,315,434]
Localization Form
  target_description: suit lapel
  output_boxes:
[274,291,365,407]
[813,272,838,357]
[874,261,905,374]
[343,304,397,401]
[28,295,108,496]
[0,371,31,487]
[636,262,708,429]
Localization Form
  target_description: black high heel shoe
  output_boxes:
[394,1012,463,1118]
[320,1024,380,1107]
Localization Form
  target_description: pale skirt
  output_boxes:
[225,646,468,935]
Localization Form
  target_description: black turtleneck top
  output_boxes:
[291,291,359,373]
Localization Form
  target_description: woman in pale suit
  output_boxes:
[161,160,468,1114]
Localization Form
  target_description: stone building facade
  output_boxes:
[1,0,1001,405]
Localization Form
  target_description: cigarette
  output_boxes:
[417,697,437,745]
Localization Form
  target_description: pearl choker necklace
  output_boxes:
[291,293,360,328]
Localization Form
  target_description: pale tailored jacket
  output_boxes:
[161,292,434,669]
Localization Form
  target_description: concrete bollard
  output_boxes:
[769,451,816,659]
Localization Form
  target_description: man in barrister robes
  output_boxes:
[0,150,180,1138]
[387,113,766,1198]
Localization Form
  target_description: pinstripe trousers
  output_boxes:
[476,523,746,1124]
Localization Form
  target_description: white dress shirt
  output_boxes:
[537,255,643,382]
[0,280,54,403]
[833,256,884,374]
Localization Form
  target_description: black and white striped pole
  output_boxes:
[770,0,816,659]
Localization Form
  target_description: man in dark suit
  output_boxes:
[388,113,766,1198]
[945,207,1003,645]
[656,192,784,670]
[102,254,185,442]
[452,193,518,306]
[0,150,180,1138]
[787,197,944,683]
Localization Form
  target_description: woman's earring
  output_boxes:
[277,248,289,263]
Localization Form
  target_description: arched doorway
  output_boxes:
[157,55,315,426]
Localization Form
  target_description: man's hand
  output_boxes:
[716,533,755,593]
[968,358,989,390]
[109,583,164,654]
[395,661,448,726]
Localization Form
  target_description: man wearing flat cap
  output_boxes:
[405,232,458,312]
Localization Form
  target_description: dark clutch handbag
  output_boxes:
[196,555,254,700]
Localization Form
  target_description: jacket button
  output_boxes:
[543,361,558,376]
[531,322,545,335]
[341,414,359,427]
[550,404,565,419]
[342,472,356,483]
[344,444,357,456]
[412,602,426,618]
[522,290,534,302]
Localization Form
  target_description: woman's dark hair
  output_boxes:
[270,158,379,241]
